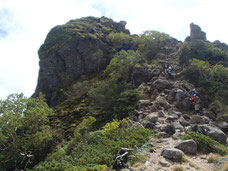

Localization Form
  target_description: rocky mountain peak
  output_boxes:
[33,16,130,105]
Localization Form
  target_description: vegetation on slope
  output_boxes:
[1,17,228,170]
[179,40,228,113]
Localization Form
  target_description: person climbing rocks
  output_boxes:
[167,66,172,79]
[190,94,201,115]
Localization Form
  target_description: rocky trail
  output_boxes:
[123,49,228,171]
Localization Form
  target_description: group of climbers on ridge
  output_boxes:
[165,66,202,115]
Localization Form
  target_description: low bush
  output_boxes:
[33,119,151,170]
[181,132,228,155]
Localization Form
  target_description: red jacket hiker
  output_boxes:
[190,95,201,115]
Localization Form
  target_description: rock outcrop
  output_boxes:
[213,40,228,51]
[33,16,130,105]
[185,23,206,42]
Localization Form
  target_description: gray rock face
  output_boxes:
[151,79,174,92]
[33,17,130,105]
[161,148,184,161]
[132,67,159,87]
[175,139,197,154]
[185,23,206,42]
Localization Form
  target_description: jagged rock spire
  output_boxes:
[185,23,206,42]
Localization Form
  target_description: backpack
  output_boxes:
[189,90,196,97]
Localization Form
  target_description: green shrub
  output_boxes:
[107,32,139,50]
[181,132,228,155]
[0,93,56,170]
[183,59,228,105]
[179,40,228,65]
[138,31,170,61]
[34,126,151,169]
[88,79,139,121]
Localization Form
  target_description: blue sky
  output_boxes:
[0,0,228,99]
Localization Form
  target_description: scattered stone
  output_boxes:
[182,114,191,121]
[175,139,197,154]
[158,111,166,117]
[155,96,171,110]
[172,122,183,130]
[158,132,171,138]
[159,157,171,167]
[189,115,205,124]
[150,147,156,153]
[138,100,152,109]
[161,124,176,135]
[179,117,190,127]
[149,105,158,112]
[202,108,216,120]
[151,79,174,92]
[142,122,155,129]
[172,131,184,140]
[161,148,184,161]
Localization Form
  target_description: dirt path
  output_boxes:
[132,137,216,171]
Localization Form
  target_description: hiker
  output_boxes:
[167,66,172,78]
[190,94,201,115]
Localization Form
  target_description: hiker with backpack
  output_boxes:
[167,66,172,79]
[190,94,201,115]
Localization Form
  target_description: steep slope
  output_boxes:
[29,17,228,170]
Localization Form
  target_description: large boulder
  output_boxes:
[161,124,176,135]
[189,115,210,125]
[193,125,227,144]
[33,16,130,105]
[156,95,171,110]
[175,89,185,103]
[205,126,227,144]
[138,100,152,109]
[217,122,228,135]
[161,148,184,161]
[179,117,190,127]
[175,139,197,154]
[151,79,174,92]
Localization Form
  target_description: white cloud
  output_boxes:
[0,0,227,99]
[88,0,228,43]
